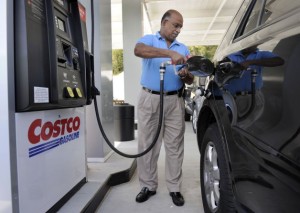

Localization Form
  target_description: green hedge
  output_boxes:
[112,49,124,75]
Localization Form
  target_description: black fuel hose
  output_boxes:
[93,77,164,158]
[238,69,257,121]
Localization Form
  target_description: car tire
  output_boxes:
[200,123,235,213]
[192,107,197,133]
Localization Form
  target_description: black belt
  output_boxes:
[143,87,179,96]
[235,91,253,96]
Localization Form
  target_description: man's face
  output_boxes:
[161,13,183,42]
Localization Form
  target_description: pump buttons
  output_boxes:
[64,86,75,98]
[64,87,83,98]
[74,87,83,98]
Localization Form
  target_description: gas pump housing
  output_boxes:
[15,0,89,112]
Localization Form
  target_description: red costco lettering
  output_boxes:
[60,119,67,135]
[67,117,73,133]
[41,121,53,142]
[73,117,80,131]
[28,117,81,144]
[28,119,42,144]
[53,120,61,138]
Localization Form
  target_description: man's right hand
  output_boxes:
[169,51,187,65]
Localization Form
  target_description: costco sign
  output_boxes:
[27,116,81,157]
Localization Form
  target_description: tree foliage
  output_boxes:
[188,45,218,60]
[112,49,123,75]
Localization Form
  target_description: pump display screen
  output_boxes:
[56,16,66,32]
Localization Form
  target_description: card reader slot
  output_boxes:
[62,43,72,66]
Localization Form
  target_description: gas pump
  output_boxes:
[13,0,89,212]
[15,0,88,112]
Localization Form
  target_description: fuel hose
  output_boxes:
[92,64,167,158]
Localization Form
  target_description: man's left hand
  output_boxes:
[178,68,194,85]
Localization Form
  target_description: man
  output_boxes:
[220,45,284,95]
[134,9,193,206]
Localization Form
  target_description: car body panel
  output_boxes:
[197,0,300,212]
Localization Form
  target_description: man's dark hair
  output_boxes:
[161,10,177,23]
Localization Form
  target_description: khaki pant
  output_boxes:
[137,88,185,192]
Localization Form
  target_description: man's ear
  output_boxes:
[162,19,168,27]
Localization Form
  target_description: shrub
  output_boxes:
[112,49,123,75]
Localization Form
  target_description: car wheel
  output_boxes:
[192,107,197,133]
[200,123,235,213]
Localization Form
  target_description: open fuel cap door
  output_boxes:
[186,56,214,77]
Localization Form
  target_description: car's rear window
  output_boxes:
[262,0,300,24]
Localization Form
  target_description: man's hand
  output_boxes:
[178,67,194,85]
[169,51,187,65]
[134,43,188,65]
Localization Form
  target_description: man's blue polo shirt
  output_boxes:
[137,32,190,92]
[224,49,278,94]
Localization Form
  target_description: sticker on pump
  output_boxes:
[34,87,49,103]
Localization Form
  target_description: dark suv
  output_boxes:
[195,0,300,212]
